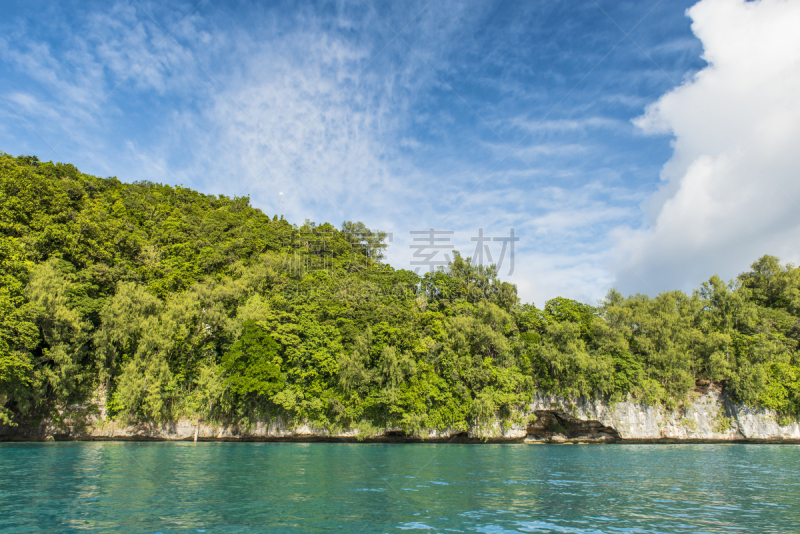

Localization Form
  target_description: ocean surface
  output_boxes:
[1,442,799,533]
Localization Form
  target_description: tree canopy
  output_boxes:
[1,152,799,430]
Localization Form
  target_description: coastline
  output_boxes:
[3,389,799,444]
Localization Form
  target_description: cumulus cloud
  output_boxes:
[613,0,800,295]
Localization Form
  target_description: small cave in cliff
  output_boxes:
[526,410,620,442]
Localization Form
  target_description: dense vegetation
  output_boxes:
[1,152,799,433]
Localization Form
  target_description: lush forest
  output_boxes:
[1,152,799,433]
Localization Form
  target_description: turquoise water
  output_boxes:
[1,443,799,533]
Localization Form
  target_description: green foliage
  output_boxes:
[544,297,596,339]
[2,152,800,431]
[222,320,284,398]
[713,412,732,433]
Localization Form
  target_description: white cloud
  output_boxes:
[4,0,735,308]
[614,0,800,295]
[511,116,625,134]
[513,251,614,308]
[0,2,201,162]
[187,26,414,221]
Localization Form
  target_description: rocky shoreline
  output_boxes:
[3,389,800,444]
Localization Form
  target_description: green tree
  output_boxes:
[222,320,284,399]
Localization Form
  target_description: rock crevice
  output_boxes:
[525,410,621,443]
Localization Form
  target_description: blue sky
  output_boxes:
[3,0,799,306]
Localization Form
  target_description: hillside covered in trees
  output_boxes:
[1,152,799,432]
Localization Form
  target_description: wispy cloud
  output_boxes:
[1,0,713,304]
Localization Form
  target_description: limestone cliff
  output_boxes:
[2,389,799,443]
[525,389,800,442]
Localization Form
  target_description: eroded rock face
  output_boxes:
[2,390,799,442]
[528,389,800,442]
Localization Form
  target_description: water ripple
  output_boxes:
[1,443,799,533]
